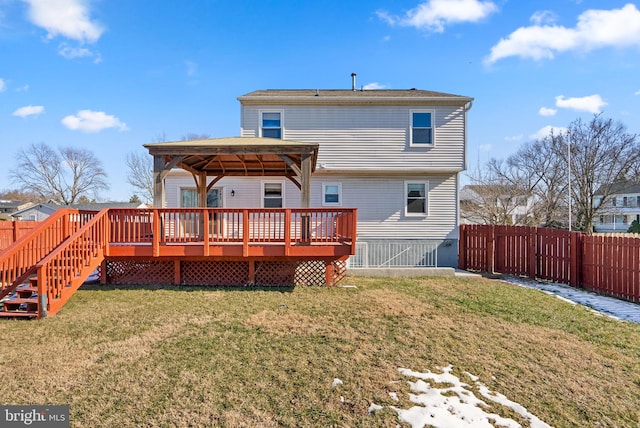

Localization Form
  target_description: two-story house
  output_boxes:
[160,86,473,268]
[594,181,640,232]
[460,185,535,226]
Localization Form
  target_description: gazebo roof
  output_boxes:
[144,137,319,177]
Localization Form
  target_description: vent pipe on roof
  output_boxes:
[351,73,356,91]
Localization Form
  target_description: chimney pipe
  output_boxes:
[351,73,356,91]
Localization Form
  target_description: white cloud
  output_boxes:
[538,107,557,116]
[13,105,44,117]
[16,84,30,92]
[185,60,198,77]
[0,78,5,92]
[504,134,523,142]
[363,82,387,90]
[530,10,557,26]
[377,0,498,33]
[22,0,104,43]
[485,4,640,64]
[530,125,568,140]
[635,89,640,96]
[555,94,607,113]
[61,110,128,133]
[478,144,492,152]
[58,44,93,58]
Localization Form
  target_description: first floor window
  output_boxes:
[322,183,342,206]
[263,182,283,208]
[405,181,428,215]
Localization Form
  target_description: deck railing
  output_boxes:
[106,207,357,251]
[0,209,96,299]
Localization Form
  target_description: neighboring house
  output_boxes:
[11,202,147,221]
[10,202,58,221]
[593,182,640,232]
[162,86,473,268]
[460,185,534,226]
[0,200,33,221]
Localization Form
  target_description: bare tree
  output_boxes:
[10,143,109,205]
[462,163,534,225]
[126,151,154,203]
[562,114,640,232]
[491,134,569,228]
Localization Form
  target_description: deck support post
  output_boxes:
[100,259,108,284]
[325,260,335,286]
[174,260,181,285]
[248,260,255,285]
[153,155,166,208]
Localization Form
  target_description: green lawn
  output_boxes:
[1,276,639,427]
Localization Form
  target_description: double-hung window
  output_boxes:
[405,181,428,215]
[261,111,282,139]
[262,181,283,208]
[322,183,342,206]
[410,110,434,146]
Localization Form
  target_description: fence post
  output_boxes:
[487,225,495,273]
[570,231,582,288]
[528,227,537,279]
[458,225,467,270]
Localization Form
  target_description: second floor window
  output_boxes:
[411,111,433,146]
[261,112,282,139]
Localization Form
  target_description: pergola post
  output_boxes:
[153,155,165,208]
[300,152,312,208]
[197,171,207,208]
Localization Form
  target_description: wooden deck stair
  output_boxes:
[0,209,103,319]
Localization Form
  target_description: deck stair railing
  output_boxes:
[0,209,96,304]
[36,209,109,317]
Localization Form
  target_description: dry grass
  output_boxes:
[1,276,639,427]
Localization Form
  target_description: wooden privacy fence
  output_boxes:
[0,221,42,251]
[459,224,640,303]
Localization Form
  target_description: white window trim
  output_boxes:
[409,109,435,147]
[321,182,342,207]
[405,180,429,217]
[259,109,284,139]
[261,180,285,208]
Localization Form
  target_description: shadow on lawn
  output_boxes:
[78,282,296,293]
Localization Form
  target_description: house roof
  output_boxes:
[595,181,640,196]
[10,203,58,217]
[238,89,473,106]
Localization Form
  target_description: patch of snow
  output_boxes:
[368,403,383,414]
[389,392,399,401]
[332,378,343,388]
[373,366,552,428]
[502,276,640,324]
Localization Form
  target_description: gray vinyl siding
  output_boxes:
[241,105,465,171]
[164,172,458,241]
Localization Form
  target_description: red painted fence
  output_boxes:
[0,221,42,251]
[459,224,640,303]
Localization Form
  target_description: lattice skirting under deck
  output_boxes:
[101,258,347,287]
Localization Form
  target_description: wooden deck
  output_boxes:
[0,207,357,318]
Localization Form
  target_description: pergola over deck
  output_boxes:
[144,137,319,208]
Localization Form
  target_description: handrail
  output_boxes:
[105,207,357,247]
[0,209,96,300]
[37,209,109,317]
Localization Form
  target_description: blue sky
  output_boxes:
[1,0,639,201]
